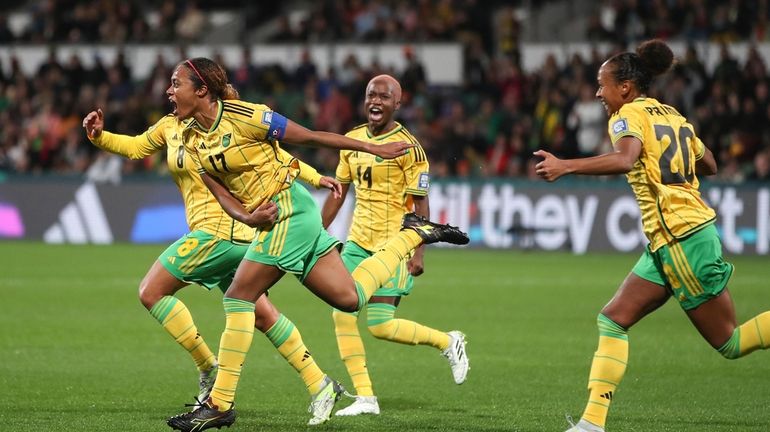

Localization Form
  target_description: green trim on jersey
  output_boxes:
[366,123,403,140]
[340,240,414,297]
[632,224,733,310]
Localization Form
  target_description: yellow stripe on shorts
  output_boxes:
[179,238,218,273]
[670,243,703,296]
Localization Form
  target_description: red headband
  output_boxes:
[185,59,207,87]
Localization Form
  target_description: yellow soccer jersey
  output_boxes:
[336,123,430,251]
[608,97,715,251]
[186,100,301,211]
[91,114,256,242]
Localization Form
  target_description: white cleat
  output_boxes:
[565,418,605,432]
[335,395,380,416]
[197,363,218,402]
[307,376,344,425]
[442,331,469,384]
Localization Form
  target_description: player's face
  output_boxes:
[166,66,198,120]
[595,62,626,115]
[365,81,399,129]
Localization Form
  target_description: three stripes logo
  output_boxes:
[302,350,311,362]
[600,391,613,401]
[43,182,113,244]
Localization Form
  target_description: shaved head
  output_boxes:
[368,74,402,102]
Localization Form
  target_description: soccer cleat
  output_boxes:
[198,363,218,402]
[401,213,469,245]
[167,400,235,432]
[565,417,605,432]
[442,331,469,384]
[307,376,344,425]
[335,395,380,416]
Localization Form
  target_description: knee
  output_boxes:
[368,321,394,340]
[334,293,360,313]
[717,329,740,360]
[138,279,160,310]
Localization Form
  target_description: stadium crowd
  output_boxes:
[0,0,768,183]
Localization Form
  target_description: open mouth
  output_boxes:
[169,98,178,115]
[369,107,383,122]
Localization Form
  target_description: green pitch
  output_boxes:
[1,243,769,431]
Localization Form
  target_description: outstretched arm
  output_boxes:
[200,172,278,228]
[534,136,642,182]
[83,108,164,159]
[281,119,413,160]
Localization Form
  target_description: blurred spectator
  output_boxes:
[0,0,769,184]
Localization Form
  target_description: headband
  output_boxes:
[185,59,207,87]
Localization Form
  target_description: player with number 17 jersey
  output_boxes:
[608,97,716,252]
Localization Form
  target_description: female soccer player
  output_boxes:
[159,57,468,431]
[535,39,770,432]
[82,102,347,425]
[321,74,469,417]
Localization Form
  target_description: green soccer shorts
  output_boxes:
[632,224,734,310]
[243,182,340,282]
[158,230,249,294]
[341,240,414,297]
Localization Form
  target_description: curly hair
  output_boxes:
[606,39,675,93]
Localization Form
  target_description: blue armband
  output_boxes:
[264,111,288,140]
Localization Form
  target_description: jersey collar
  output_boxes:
[186,100,224,134]
[366,121,403,140]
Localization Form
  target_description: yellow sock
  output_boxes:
[333,310,373,396]
[582,314,628,428]
[351,231,422,309]
[149,296,215,371]
[718,311,770,359]
[265,314,326,395]
[210,297,255,411]
[367,303,451,349]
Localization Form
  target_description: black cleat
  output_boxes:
[167,399,236,432]
[401,213,469,245]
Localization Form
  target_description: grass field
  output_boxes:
[1,242,769,432]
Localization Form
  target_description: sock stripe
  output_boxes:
[589,378,619,386]
[170,323,195,339]
[592,354,627,365]
[588,400,610,409]
[755,318,765,349]
[224,327,255,334]
[150,296,178,323]
[220,347,249,355]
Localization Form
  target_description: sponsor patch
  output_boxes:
[418,172,430,189]
[612,119,628,134]
[262,111,273,125]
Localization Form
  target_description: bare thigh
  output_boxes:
[224,259,284,302]
[685,288,737,349]
[601,272,671,329]
[303,249,359,312]
[138,260,188,309]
